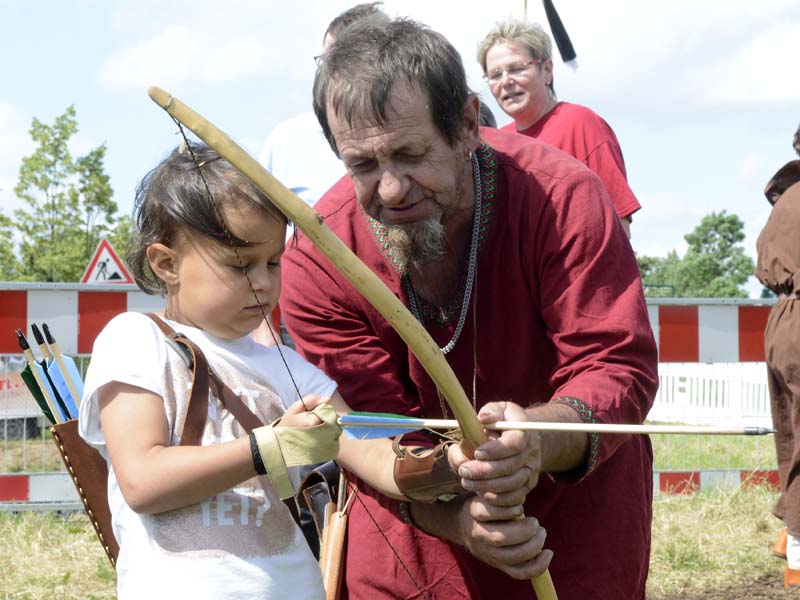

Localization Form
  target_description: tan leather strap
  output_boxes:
[208,375,263,433]
[145,314,210,445]
[392,439,462,503]
[143,314,301,524]
[145,313,266,435]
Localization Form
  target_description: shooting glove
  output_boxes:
[252,402,341,499]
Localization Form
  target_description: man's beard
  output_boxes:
[387,218,445,268]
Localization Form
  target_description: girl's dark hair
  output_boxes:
[128,142,285,294]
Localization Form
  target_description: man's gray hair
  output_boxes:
[313,18,472,156]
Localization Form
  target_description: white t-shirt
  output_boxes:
[258,111,346,209]
[79,312,335,600]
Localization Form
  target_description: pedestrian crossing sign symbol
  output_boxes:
[81,239,134,284]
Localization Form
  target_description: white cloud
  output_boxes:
[99,25,276,90]
[694,22,800,105]
[736,153,767,183]
[98,1,339,91]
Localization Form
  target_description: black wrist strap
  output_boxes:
[249,431,268,476]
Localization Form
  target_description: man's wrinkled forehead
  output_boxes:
[326,80,432,137]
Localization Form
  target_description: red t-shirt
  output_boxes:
[505,101,641,219]
[282,128,658,599]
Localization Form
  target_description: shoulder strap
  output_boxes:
[144,314,301,526]
[144,313,265,439]
[145,313,209,445]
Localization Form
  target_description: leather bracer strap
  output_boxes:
[393,439,463,503]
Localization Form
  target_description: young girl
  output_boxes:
[78,143,344,599]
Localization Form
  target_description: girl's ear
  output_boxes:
[146,243,180,286]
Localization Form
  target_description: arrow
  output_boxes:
[42,323,84,412]
[15,329,63,424]
[338,412,775,440]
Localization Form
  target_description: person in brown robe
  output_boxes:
[756,159,800,588]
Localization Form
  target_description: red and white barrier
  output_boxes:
[1,286,777,361]
[0,473,80,509]
[0,283,284,355]
[647,299,773,363]
[0,283,163,355]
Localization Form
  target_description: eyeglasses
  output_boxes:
[483,59,538,84]
[314,54,324,66]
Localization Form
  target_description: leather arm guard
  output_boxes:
[393,439,463,503]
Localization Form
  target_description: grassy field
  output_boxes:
[650,430,776,471]
[0,511,115,599]
[649,483,783,596]
[0,484,786,598]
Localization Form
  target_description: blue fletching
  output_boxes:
[339,412,426,440]
[47,358,81,419]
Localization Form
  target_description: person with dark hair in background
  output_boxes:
[793,123,800,157]
[478,18,639,238]
[757,157,800,589]
[281,16,658,599]
[478,99,497,128]
[254,3,392,560]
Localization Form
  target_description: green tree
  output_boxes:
[638,251,681,297]
[0,212,19,279]
[638,211,754,298]
[13,106,116,282]
[107,214,135,272]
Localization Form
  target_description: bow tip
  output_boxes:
[148,86,172,108]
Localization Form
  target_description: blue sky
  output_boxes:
[2,0,799,296]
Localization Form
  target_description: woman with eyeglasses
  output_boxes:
[478,18,639,237]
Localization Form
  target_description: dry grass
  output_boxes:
[0,512,115,599]
[0,438,65,473]
[650,431,777,471]
[647,483,783,596]
[0,484,785,598]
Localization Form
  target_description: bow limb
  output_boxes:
[148,86,487,454]
[148,87,557,600]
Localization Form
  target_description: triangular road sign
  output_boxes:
[81,239,134,284]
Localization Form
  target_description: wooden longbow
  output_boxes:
[148,86,558,600]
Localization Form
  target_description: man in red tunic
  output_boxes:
[281,17,658,599]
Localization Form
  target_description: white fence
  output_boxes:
[648,362,771,428]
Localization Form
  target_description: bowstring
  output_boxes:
[172,119,309,412]
[347,480,431,600]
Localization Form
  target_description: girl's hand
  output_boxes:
[254,397,341,499]
[278,394,329,428]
